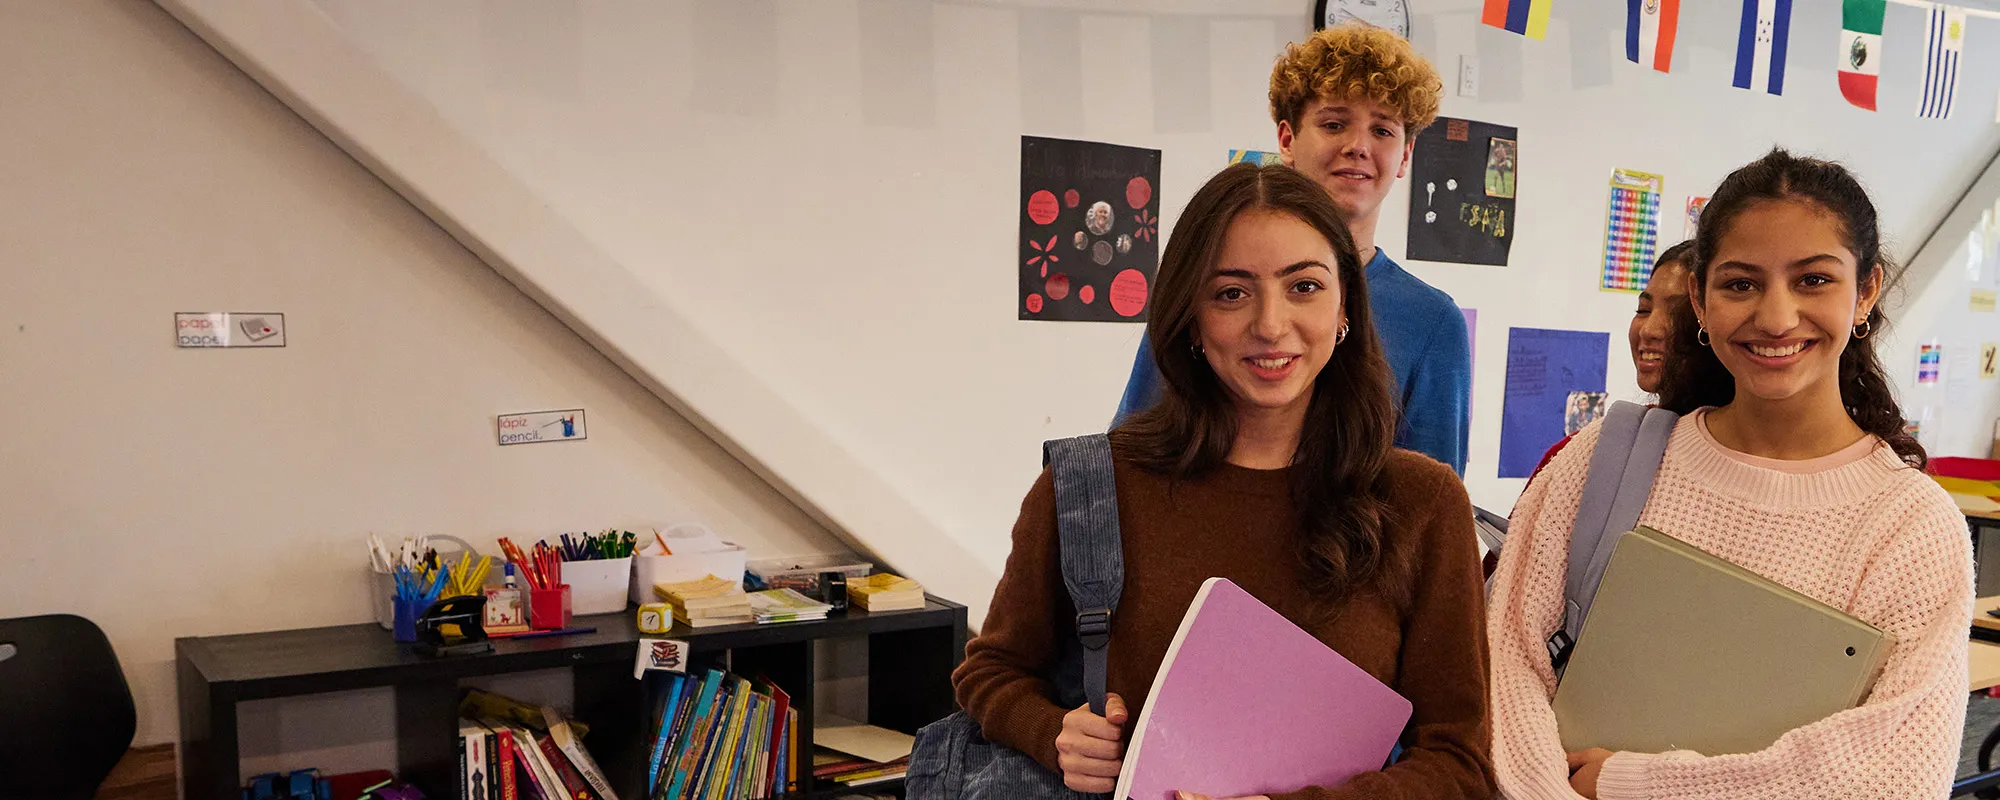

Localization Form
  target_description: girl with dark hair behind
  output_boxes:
[1488,148,1972,798]
[954,162,1495,800]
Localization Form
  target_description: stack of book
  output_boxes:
[811,715,914,790]
[810,752,909,789]
[644,669,799,800]
[457,690,619,800]
[746,588,832,624]
[845,573,924,612]
[654,575,753,628]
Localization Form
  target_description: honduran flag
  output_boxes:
[1919,4,1967,120]
[1626,0,1681,73]
[1483,0,1552,41]
[1731,0,1793,96]
[1839,0,1885,111]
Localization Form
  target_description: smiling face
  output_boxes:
[1630,260,1689,393]
[1692,199,1882,405]
[1276,97,1413,230]
[1194,209,1345,422]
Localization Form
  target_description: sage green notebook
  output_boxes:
[1552,526,1893,756]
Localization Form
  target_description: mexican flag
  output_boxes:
[1839,0,1886,111]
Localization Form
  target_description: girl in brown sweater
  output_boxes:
[953,162,1494,800]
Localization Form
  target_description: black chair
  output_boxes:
[0,614,137,800]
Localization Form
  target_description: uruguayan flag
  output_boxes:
[1732,0,1793,95]
[1919,5,1966,120]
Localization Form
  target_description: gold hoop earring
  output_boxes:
[1335,323,1350,345]
[1853,320,1872,339]
[1697,327,1711,347]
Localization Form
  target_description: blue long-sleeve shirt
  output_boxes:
[1112,249,1472,475]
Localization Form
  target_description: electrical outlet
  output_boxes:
[1459,55,1479,98]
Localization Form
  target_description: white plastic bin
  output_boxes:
[563,556,633,615]
[630,543,747,605]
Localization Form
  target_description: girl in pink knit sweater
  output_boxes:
[1487,149,1973,800]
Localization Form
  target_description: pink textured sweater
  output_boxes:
[1488,410,1973,799]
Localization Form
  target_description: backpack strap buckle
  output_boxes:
[1076,609,1112,650]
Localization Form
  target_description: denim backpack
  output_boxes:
[1478,401,1679,674]
[907,434,1123,800]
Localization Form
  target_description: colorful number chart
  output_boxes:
[1601,168,1663,293]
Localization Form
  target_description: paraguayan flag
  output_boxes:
[1919,4,1967,120]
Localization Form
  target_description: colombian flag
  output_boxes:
[1483,0,1552,41]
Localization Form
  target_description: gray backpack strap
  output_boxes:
[1044,434,1123,716]
[1549,402,1678,672]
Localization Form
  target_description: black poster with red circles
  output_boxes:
[1019,136,1161,322]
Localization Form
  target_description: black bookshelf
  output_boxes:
[176,597,967,800]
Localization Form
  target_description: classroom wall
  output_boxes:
[1899,206,2000,458]
[0,0,844,755]
[294,0,2000,604]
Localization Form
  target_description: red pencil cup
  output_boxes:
[528,584,572,630]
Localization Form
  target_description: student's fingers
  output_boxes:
[1177,793,1213,800]
[1055,726,1125,761]
[1104,692,1129,726]
[1062,701,1125,742]
[1064,770,1117,794]
[1057,749,1125,779]
[1566,748,1612,772]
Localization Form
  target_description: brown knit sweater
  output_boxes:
[953,449,1494,800]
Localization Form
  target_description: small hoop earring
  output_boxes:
[1697,327,1712,347]
[1190,341,1204,358]
[1853,320,1872,339]
[1335,323,1350,345]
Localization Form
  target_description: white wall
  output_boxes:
[1899,205,2000,457]
[0,0,843,756]
[294,0,2000,608]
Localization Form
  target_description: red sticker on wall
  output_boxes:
[1109,269,1148,317]
[1046,273,1071,301]
[1079,285,1096,304]
[1025,293,1045,313]
[1064,189,1080,208]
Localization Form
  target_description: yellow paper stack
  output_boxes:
[654,573,753,627]
[847,573,925,612]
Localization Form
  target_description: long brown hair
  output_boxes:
[1658,148,1923,467]
[1111,162,1399,600]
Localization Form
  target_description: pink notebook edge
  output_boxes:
[1112,577,1413,799]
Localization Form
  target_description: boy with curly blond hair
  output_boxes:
[1114,24,1471,477]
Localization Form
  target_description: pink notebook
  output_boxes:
[1114,578,1412,800]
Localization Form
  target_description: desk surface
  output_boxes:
[1974,641,2000,693]
[176,597,964,700]
[1976,597,2000,632]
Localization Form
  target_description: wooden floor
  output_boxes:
[96,744,175,800]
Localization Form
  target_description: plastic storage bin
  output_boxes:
[562,555,633,615]
[367,535,479,630]
[629,542,748,606]
[745,554,873,594]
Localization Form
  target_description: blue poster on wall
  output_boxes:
[1498,327,1609,478]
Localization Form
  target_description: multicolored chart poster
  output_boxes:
[1020,136,1162,322]
[1602,168,1663,292]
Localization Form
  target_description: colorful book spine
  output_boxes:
[683,682,734,800]
[647,674,688,796]
[535,731,597,800]
[664,670,725,800]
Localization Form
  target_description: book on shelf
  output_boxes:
[746,589,831,624]
[645,668,802,799]
[846,573,925,612]
[655,575,753,628]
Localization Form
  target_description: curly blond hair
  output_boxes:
[1270,24,1442,136]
